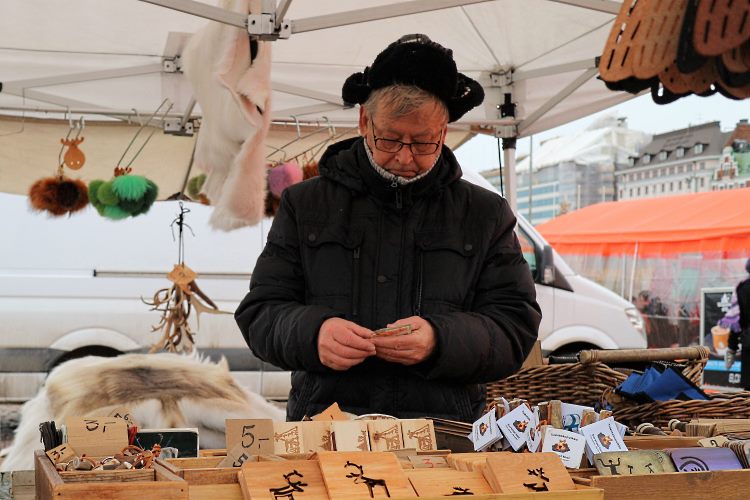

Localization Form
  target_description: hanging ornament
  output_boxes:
[88,101,169,220]
[62,137,85,170]
[28,117,88,217]
[142,203,230,353]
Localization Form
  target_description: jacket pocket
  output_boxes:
[415,230,478,310]
[301,224,364,308]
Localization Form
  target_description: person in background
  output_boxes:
[235,34,541,422]
[725,258,750,389]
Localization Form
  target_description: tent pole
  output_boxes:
[628,242,639,303]
[503,137,518,212]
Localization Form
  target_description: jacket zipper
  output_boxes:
[352,247,361,318]
[392,181,402,209]
[414,250,424,316]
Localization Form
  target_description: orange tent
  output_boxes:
[536,187,750,256]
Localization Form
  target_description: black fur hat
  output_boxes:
[342,34,484,122]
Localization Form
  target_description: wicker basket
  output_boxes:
[485,346,709,408]
[611,391,750,428]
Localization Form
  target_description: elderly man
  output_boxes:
[236,34,541,422]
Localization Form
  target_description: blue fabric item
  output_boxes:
[616,366,709,402]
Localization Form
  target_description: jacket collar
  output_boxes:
[318,137,462,203]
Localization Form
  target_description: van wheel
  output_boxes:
[549,342,599,362]
[50,345,122,369]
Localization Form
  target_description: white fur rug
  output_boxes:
[0,352,284,471]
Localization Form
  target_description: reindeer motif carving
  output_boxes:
[344,461,390,498]
[407,423,433,451]
[274,426,301,454]
[268,470,307,499]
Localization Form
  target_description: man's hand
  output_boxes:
[318,318,375,371]
[372,316,436,365]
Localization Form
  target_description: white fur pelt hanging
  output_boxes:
[182,0,272,231]
[0,352,284,471]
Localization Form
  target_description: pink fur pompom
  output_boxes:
[268,161,303,198]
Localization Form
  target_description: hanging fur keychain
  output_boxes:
[88,101,167,220]
[29,117,89,216]
[142,202,231,353]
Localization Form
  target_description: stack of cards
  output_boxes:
[727,440,750,468]
[667,447,744,472]
[469,395,631,469]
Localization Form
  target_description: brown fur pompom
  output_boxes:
[29,177,89,216]
[302,161,319,180]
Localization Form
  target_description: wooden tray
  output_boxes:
[572,468,750,499]
[34,450,187,499]
[157,457,241,500]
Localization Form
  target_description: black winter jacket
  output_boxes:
[235,138,541,422]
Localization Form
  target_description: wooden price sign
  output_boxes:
[107,407,138,428]
[64,417,128,457]
[217,442,260,468]
[225,419,275,456]
[45,443,76,465]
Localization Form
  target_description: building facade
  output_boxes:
[616,121,729,200]
[714,120,750,191]
[481,115,649,225]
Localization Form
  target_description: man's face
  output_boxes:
[359,101,448,179]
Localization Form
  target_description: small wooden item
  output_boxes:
[311,403,349,422]
[217,442,260,469]
[239,459,329,499]
[273,421,306,455]
[484,452,576,493]
[225,419,275,456]
[45,444,76,466]
[331,420,369,452]
[317,451,415,499]
[594,450,676,475]
[302,421,334,453]
[400,419,436,451]
[407,468,493,496]
[367,420,403,452]
[406,455,449,469]
[64,417,128,457]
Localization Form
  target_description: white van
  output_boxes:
[0,177,645,401]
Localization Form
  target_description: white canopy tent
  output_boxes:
[0,0,636,208]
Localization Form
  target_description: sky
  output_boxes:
[454,92,750,175]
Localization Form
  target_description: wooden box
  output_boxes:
[573,468,750,499]
[158,457,241,500]
[389,484,602,499]
[34,450,187,499]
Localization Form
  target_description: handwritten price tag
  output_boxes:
[65,416,128,457]
[225,419,275,455]
[46,443,76,465]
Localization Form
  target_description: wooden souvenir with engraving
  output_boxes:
[331,420,370,451]
[400,419,436,451]
[367,420,403,452]
[406,468,493,496]
[483,452,577,493]
[274,422,306,455]
[317,451,415,499]
[302,421,334,453]
[239,459,329,500]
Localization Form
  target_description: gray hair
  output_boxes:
[363,84,449,122]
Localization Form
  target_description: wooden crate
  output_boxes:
[622,435,702,449]
[34,450,187,499]
[158,457,241,500]
[390,485,602,499]
[573,469,750,499]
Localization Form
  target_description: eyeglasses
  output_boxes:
[370,120,442,155]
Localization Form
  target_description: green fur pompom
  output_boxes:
[102,204,131,220]
[97,181,120,206]
[112,174,150,200]
[187,174,206,199]
[130,180,158,216]
[88,179,104,201]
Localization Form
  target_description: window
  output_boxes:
[629,188,633,197]
[645,186,649,194]
[628,157,635,167]
[661,184,665,192]
[637,187,641,195]
[659,151,668,161]
[679,180,683,190]
[694,144,704,154]
[700,177,705,187]
[643,154,651,164]
[676,147,685,157]
[670,182,674,191]
[516,227,537,280]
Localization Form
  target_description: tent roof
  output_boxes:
[535,187,750,256]
[0,0,634,136]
